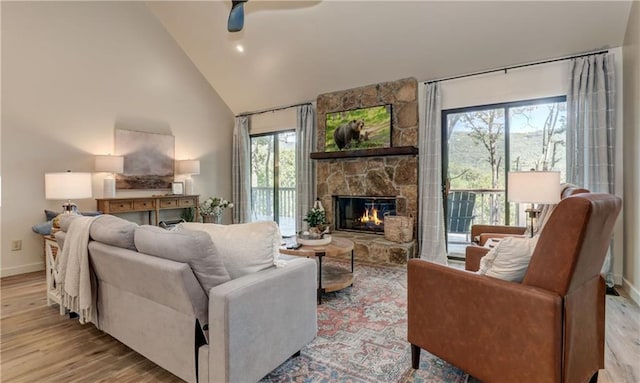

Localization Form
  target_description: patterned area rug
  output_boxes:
[262,261,470,383]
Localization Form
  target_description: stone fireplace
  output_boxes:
[314,78,419,265]
[334,196,398,234]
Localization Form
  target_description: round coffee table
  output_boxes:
[280,237,354,304]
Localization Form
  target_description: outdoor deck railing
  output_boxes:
[251,187,296,219]
[449,188,525,227]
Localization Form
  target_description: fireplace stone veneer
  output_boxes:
[315,78,419,264]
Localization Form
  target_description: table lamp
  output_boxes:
[177,160,200,195]
[508,170,561,237]
[45,171,93,214]
[95,155,124,198]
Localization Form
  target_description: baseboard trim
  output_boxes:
[622,278,640,305]
[0,262,44,278]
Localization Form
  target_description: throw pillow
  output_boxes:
[134,225,230,293]
[479,236,538,282]
[32,221,53,235]
[89,215,138,251]
[483,237,502,249]
[181,221,282,280]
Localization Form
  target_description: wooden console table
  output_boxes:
[96,195,199,226]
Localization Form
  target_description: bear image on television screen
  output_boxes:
[333,119,365,150]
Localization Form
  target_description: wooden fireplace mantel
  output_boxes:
[310,146,418,160]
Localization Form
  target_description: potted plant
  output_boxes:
[303,207,328,238]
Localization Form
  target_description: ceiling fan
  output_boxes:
[228,0,248,32]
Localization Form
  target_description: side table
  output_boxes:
[43,235,65,315]
[280,237,355,304]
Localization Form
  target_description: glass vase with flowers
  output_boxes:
[200,197,233,224]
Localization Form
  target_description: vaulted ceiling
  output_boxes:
[147,1,633,115]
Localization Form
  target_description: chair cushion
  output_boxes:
[181,221,282,280]
[134,225,230,293]
[478,236,538,282]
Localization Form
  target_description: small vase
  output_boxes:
[202,214,222,224]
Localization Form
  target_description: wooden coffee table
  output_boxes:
[280,237,354,304]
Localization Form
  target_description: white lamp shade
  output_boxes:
[95,155,124,173]
[508,171,561,204]
[177,160,200,175]
[45,172,93,200]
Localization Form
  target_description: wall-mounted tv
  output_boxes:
[325,105,392,152]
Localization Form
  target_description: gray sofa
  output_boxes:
[56,215,317,383]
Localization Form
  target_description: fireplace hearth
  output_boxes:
[334,196,397,234]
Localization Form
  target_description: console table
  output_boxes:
[96,195,199,226]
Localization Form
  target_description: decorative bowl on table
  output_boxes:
[296,233,332,246]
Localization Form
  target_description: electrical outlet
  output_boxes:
[11,240,22,251]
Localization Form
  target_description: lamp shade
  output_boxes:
[45,172,93,200]
[508,171,561,204]
[177,160,200,175]
[95,155,124,173]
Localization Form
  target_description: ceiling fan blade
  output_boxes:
[228,1,248,32]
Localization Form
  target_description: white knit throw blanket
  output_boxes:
[55,216,97,324]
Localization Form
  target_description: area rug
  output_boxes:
[261,261,470,383]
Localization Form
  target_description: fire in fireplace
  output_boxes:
[334,196,397,234]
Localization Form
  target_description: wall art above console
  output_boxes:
[115,128,175,190]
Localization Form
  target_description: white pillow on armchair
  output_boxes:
[477,235,538,282]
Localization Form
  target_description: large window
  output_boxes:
[250,131,296,236]
[443,96,566,246]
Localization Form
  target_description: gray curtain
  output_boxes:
[418,82,448,264]
[295,104,316,232]
[566,52,616,286]
[232,115,251,224]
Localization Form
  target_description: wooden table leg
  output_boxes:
[317,251,325,304]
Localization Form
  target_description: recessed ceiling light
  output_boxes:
[236,44,244,53]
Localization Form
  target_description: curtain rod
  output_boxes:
[237,101,314,117]
[424,49,609,84]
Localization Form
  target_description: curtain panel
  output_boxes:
[232,116,251,224]
[566,52,616,286]
[295,105,316,232]
[418,82,448,264]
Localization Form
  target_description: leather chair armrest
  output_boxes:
[464,245,489,271]
[407,259,562,383]
[477,232,526,246]
[470,224,526,244]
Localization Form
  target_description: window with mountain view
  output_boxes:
[443,96,566,249]
[250,131,296,236]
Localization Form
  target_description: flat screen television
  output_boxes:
[325,105,392,152]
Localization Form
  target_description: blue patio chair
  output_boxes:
[447,191,477,242]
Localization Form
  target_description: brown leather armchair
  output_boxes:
[465,185,589,271]
[408,193,621,383]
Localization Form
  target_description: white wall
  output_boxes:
[1,2,234,277]
[438,51,626,287]
[623,1,640,304]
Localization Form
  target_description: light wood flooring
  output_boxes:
[1,271,639,383]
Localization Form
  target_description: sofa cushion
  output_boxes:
[181,221,282,280]
[134,225,230,293]
[89,215,138,251]
[478,236,538,282]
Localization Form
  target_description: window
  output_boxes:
[250,131,296,236]
[443,96,566,245]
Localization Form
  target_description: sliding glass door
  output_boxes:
[250,131,296,236]
[443,96,566,256]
